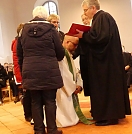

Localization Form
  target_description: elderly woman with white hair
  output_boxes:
[17,6,64,134]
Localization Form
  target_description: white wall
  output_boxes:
[0,0,17,64]
[100,0,132,52]
[57,0,83,32]
[14,0,36,25]
[0,22,4,59]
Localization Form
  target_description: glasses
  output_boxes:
[84,9,89,12]
[83,6,91,12]
[51,21,59,24]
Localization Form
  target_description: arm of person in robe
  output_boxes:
[52,28,65,61]
[58,57,76,97]
[72,43,80,59]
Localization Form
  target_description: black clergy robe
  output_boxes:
[77,10,131,121]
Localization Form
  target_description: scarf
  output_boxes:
[65,49,93,125]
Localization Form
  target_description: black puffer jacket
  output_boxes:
[17,17,65,90]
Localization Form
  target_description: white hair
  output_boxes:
[81,0,100,10]
[32,6,48,19]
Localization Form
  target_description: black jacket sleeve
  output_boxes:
[17,37,23,73]
[52,28,65,61]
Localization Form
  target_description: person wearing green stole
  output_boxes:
[56,35,92,127]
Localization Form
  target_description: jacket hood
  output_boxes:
[24,18,54,37]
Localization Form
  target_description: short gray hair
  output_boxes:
[32,6,48,19]
[81,0,100,10]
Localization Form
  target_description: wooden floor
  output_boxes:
[0,87,132,134]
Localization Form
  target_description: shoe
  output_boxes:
[55,130,63,134]
[30,119,34,125]
[25,117,32,122]
[95,119,118,126]
[14,96,20,103]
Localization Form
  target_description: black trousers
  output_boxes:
[30,89,57,134]
[9,80,19,96]
[23,90,32,118]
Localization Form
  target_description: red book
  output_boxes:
[65,23,91,36]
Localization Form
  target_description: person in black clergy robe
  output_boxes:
[73,0,131,126]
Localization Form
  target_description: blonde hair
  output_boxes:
[47,14,60,22]
[81,14,91,25]
[81,0,100,10]
[17,23,24,35]
[81,14,88,20]
[32,6,48,19]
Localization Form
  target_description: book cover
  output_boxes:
[66,23,91,36]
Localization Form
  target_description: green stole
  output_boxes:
[65,49,92,125]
